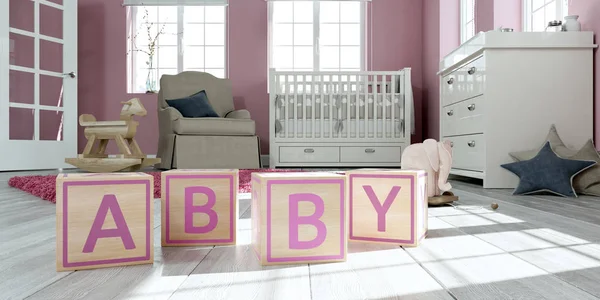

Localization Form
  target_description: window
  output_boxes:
[127,6,227,93]
[460,0,475,44]
[523,0,569,32]
[268,1,365,72]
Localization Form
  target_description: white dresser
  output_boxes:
[438,31,596,188]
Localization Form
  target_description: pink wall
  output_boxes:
[475,0,521,32]
[569,0,600,146]
[422,0,460,140]
[75,0,425,155]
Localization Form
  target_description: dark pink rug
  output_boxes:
[8,169,312,204]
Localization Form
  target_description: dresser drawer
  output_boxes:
[443,134,485,172]
[442,56,485,107]
[340,146,401,163]
[442,94,485,137]
[279,146,340,163]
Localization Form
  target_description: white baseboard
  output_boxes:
[108,154,157,158]
[261,155,270,168]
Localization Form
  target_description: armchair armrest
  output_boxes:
[225,109,251,119]
[159,107,183,121]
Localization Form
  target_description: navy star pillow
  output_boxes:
[501,141,596,197]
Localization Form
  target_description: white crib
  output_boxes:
[269,68,414,168]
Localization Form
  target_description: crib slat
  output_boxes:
[355,74,360,138]
[346,75,351,138]
[302,75,306,139]
[329,75,333,138]
[382,76,387,139]
[320,75,324,138]
[391,75,396,138]
[372,75,378,139]
[284,75,288,138]
[364,74,369,138]
[311,75,315,139]
[294,75,298,138]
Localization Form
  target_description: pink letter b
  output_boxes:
[289,193,327,250]
[185,186,218,234]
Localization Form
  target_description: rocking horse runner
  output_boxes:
[65,98,161,172]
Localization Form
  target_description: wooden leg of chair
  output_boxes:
[115,135,133,157]
[127,138,145,157]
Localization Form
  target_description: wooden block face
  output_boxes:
[259,174,346,265]
[56,173,153,271]
[348,170,427,246]
[162,170,237,246]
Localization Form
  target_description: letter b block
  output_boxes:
[161,169,238,246]
[347,169,428,247]
[251,172,346,265]
[56,173,154,271]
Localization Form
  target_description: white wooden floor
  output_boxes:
[2,170,600,300]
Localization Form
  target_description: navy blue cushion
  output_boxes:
[166,90,219,118]
[501,141,596,197]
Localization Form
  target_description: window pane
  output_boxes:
[320,24,340,45]
[184,6,204,23]
[293,1,313,23]
[142,6,159,22]
[466,0,474,20]
[184,24,205,45]
[320,2,340,23]
[340,46,360,69]
[545,2,556,24]
[133,23,157,49]
[466,21,474,40]
[320,46,339,69]
[273,2,293,23]
[158,68,178,80]
[205,6,225,23]
[532,0,545,10]
[273,24,293,46]
[158,24,179,46]
[532,8,545,31]
[340,2,360,23]
[157,46,178,69]
[274,46,293,69]
[158,7,177,23]
[340,24,360,45]
[294,46,313,69]
[183,46,204,68]
[205,46,225,68]
[135,50,156,69]
[206,68,225,78]
[205,24,225,45]
[294,24,313,45]
[134,68,152,93]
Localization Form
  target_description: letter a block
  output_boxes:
[251,172,346,265]
[56,173,154,271]
[161,169,238,246]
[347,169,428,247]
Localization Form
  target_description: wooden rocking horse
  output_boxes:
[65,98,161,172]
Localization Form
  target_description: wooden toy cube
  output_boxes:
[56,172,154,271]
[161,169,238,246]
[251,172,346,265]
[346,169,427,247]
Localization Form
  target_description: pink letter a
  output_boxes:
[185,186,218,234]
[363,185,401,232]
[289,193,327,249]
[83,194,136,253]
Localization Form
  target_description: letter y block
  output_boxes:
[251,172,347,266]
[161,169,238,246]
[347,169,428,247]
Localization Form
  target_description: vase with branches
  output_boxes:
[128,7,179,93]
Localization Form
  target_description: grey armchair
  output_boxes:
[156,71,261,169]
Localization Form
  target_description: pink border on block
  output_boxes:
[62,180,151,268]
[251,176,262,261]
[164,174,235,244]
[266,179,345,263]
[349,174,415,244]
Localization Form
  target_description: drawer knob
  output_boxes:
[447,78,454,85]
[467,104,476,111]
[468,67,477,75]
[365,148,376,153]
[450,141,454,147]
[304,148,315,153]
[447,110,454,116]
[467,141,476,147]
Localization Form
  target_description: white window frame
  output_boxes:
[267,1,367,73]
[127,5,228,93]
[460,0,475,44]
[523,0,569,32]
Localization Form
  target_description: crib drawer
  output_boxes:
[340,146,402,163]
[279,146,340,163]
[442,134,485,172]
[442,94,485,137]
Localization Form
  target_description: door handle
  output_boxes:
[63,72,76,78]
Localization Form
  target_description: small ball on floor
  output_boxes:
[491,203,499,210]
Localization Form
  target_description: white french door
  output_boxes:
[0,0,77,171]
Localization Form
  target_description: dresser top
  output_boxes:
[439,31,597,74]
